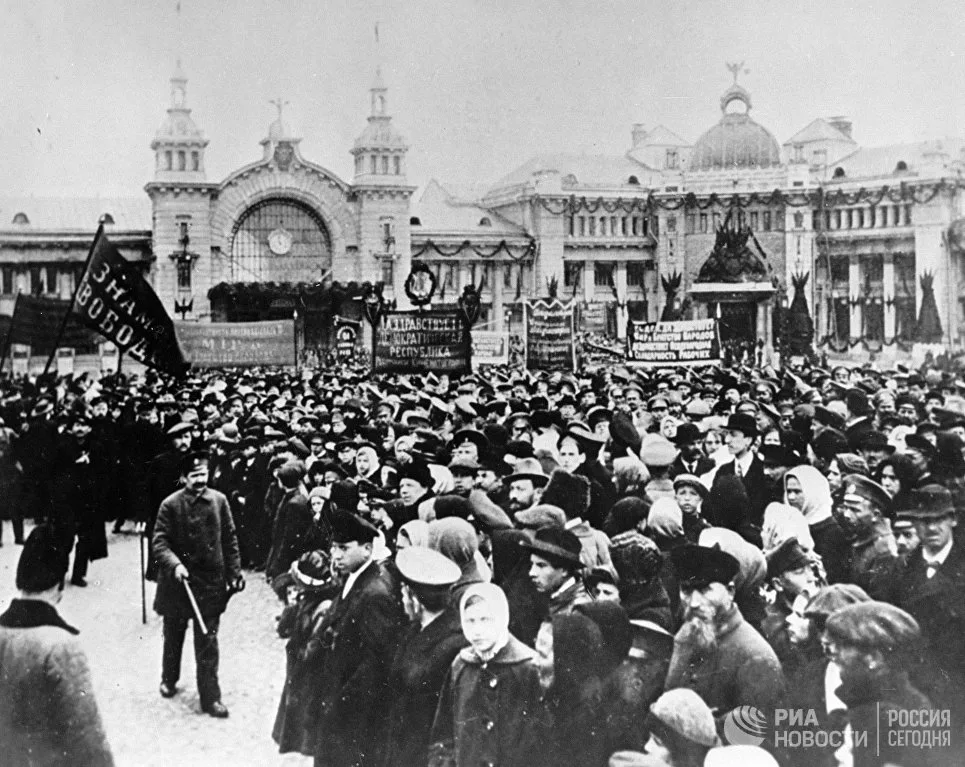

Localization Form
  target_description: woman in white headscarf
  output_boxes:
[428,584,544,767]
[783,465,849,584]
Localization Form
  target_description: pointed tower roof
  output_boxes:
[152,60,205,145]
[353,66,407,151]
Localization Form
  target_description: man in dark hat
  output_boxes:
[385,460,434,529]
[309,509,404,767]
[665,544,784,727]
[0,524,113,765]
[836,474,898,599]
[152,451,243,718]
[716,412,769,525]
[668,422,714,479]
[521,525,589,616]
[118,398,166,534]
[762,538,817,668]
[144,421,195,580]
[844,387,875,452]
[888,484,965,731]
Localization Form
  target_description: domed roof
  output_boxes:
[354,119,407,150]
[691,84,781,171]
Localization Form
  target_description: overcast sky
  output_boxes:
[2,0,963,198]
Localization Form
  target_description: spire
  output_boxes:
[151,61,208,181]
[352,65,408,184]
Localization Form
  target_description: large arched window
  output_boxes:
[230,198,332,282]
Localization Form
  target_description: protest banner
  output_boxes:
[471,330,510,366]
[175,320,296,368]
[335,324,358,361]
[626,318,721,366]
[55,347,75,376]
[11,344,30,375]
[524,298,576,371]
[373,309,470,375]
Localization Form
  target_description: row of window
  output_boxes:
[0,265,84,296]
[564,261,653,288]
[813,204,912,231]
[160,149,201,172]
[567,215,655,238]
[682,208,785,235]
[354,153,403,176]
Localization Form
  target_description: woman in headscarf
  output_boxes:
[397,519,430,550]
[429,583,544,767]
[533,613,608,767]
[783,465,849,584]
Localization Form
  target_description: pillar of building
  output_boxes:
[492,263,504,332]
[883,253,896,339]
[583,261,594,303]
[849,254,862,340]
[615,261,628,339]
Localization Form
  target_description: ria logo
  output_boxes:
[724,706,768,746]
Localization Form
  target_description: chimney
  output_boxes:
[631,123,648,147]
[828,116,853,140]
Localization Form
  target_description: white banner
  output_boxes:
[471,331,510,366]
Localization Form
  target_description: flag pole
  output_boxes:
[43,223,104,377]
[139,528,147,624]
[0,291,22,375]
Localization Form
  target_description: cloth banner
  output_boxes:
[627,318,721,366]
[373,310,470,375]
[73,228,187,376]
[6,294,98,355]
[471,331,510,366]
[335,324,358,361]
[524,298,576,371]
[175,320,295,368]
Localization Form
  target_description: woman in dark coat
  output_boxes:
[272,550,338,756]
[534,613,608,767]
[384,547,468,767]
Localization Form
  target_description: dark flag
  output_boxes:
[6,293,98,355]
[72,227,188,376]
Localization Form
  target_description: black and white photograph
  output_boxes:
[0,1,964,765]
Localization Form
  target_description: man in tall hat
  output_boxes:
[715,412,769,526]
[309,509,405,767]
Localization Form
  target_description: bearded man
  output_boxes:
[664,544,785,730]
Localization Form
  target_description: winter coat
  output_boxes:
[0,599,114,767]
[265,487,314,580]
[384,606,468,767]
[51,436,108,561]
[664,603,785,728]
[152,486,242,619]
[429,636,544,767]
[308,561,405,767]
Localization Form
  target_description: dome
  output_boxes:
[353,119,407,150]
[691,84,781,171]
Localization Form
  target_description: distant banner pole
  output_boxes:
[44,223,103,377]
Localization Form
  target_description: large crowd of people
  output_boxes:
[1,357,964,767]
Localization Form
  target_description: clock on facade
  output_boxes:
[267,228,293,256]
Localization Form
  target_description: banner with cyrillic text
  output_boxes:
[627,318,721,366]
[374,310,470,375]
[471,331,510,366]
[524,298,575,371]
[175,320,296,368]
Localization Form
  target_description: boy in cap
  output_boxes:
[153,451,244,717]
[761,538,817,668]
[309,509,405,767]
[0,524,113,765]
[665,544,785,729]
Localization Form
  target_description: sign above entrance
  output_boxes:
[175,320,295,368]
[373,310,470,375]
[627,319,721,367]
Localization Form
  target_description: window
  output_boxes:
[700,213,708,233]
[594,262,615,288]
[712,211,722,230]
[355,156,362,174]
[176,259,192,290]
[627,262,647,287]
[893,253,917,340]
[793,144,804,162]
[578,217,586,236]
[588,217,596,236]
[793,212,803,229]
[410,216,421,226]
[1,267,14,295]
[666,149,679,169]
[895,160,908,172]
[737,210,746,228]
[628,175,640,185]
[621,217,628,235]
[564,262,583,288]
[230,198,332,282]
[503,265,514,289]
[381,156,389,174]
[833,167,846,178]
[750,212,759,230]
[893,205,902,227]
[567,215,575,236]
[191,152,199,171]
[370,155,377,174]
[835,210,843,229]
[479,217,492,227]
[610,217,618,236]
[856,209,865,228]
[381,258,394,287]
[773,209,784,231]
[904,205,913,226]
[666,216,676,233]
[177,151,186,171]
[393,156,401,175]
[631,217,639,236]
[165,151,172,171]
[12,212,28,225]
[381,218,395,251]
[686,215,696,235]
[599,217,607,236]
[813,149,827,166]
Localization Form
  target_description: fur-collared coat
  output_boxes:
[0,599,114,767]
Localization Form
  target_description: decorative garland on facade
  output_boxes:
[411,238,537,261]
[534,178,965,216]
[817,334,914,352]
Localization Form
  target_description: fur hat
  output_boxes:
[610,531,663,584]
[16,524,68,593]
[538,470,591,521]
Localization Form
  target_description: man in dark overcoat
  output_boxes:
[309,509,405,767]
[144,422,193,580]
[152,451,243,718]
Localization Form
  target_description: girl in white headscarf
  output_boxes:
[783,465,849,584]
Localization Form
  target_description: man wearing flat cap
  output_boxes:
[521,526,590,617]
[0,524,113,765]
[384,547,466,767]
[762,538,817,669]
[144,420,195,580]
[665,544,785,730]
[153,451,243,718]
[887,484,965,732]
[308,509,404,767]
[836,474,897,600]
[823,602,941,767]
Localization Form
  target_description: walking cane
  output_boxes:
[139,531,147,625]
[182,579,209,635]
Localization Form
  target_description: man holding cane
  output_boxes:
[152,451,244,718]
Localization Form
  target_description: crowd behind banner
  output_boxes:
[1,354,965,766]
